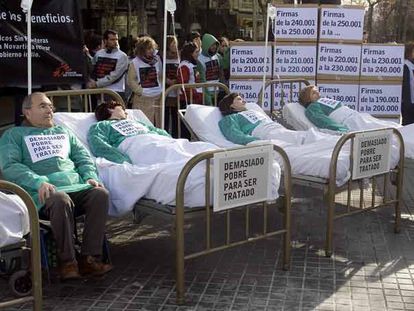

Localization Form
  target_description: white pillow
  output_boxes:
[185,104,236,148]
[54,109,152,149]
[184,102,270,148]
[282,102,316,131]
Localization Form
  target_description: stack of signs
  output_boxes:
[317,5,364,110]
[229,42,272,111]
[359,44,404,118]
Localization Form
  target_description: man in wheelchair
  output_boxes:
[0,92,112,280]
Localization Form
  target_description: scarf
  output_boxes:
[140,55,158,66]
[405,59,414,103]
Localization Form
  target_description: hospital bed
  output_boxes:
[0,181,42,310]
[276,80,414,210]
[45,87,293,304]
[179,79,405,258]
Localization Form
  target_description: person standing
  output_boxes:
[164,35,180,137]
[87,29,129,102]
[127,36,163,127]
[197,33,223,105]
[402,42,414,125]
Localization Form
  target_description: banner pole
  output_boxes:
[27,6,32,94]
[161,1,168,129]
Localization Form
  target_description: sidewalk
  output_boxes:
[1,185,414,310]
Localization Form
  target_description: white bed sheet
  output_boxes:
[282,102,414,159]
[54,110,281,216]
[185,104,400,186]
[0,193,30,248]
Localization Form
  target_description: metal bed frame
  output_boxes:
[256,78,405,257]
[44,87,293,304]
[178,79,405,258]
[0,181,42,311]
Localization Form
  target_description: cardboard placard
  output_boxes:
[361,44,404,80]
[230,43,272,78]
[317,81,359,110]
[352,129,392,180]
[229,79,272,111]
[274,80,315,107]
[319,6,365,42]
[273,6,318,41]
[317,43,361,78]
[274,44,317,77]
[359,83,402,116]
[213,145,273,212]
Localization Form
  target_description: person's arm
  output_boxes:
[146,122,171,137]
[87,122,132,164]
[0,130,50,191]
[305,104,348,132]
[218,115,259,145]
[67,130,101,181]
[127,64,143,95]
[95,53,129,88]
[196,60,207,83]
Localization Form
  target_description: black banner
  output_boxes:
[0,0,85,86]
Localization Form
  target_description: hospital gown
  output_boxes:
[219,109,333,146]
[87,119,218,165]
[0,125,98,209]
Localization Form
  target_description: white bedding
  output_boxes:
[185,104,400,186]
[282,102,414,159]
[54,110,281,216]
[0,193,30,248]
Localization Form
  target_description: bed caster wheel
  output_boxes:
[283,263,290,271]
[9,270,32,297]
[325,250,332,258]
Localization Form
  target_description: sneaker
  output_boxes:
[79,255,113,276]
[60,261,81,280]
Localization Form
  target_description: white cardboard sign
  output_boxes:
[273,7,318,41]
[317,82,359,110]
[213,145,273,212]
[111,120,149,136]
[317,43,361,76]
[360,45,404,79]
[229,79,272,111]
[359,84,401,115]
[25,134,70,163]
[230,45,272,77]
[352,129,392,180]
[319,7,365,41]
[274,45,317,77]
[274,80,315,108]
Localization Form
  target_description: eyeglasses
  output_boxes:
[31,102,55,112]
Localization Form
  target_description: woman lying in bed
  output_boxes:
[299,85,400,133]
[87,100,217,165]
[218,93,335,146]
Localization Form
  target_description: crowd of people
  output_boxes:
[83,29,237,137]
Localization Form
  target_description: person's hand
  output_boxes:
[87,80,97,88]
[87,179,104,188]
[38,182,56,204]
[83,45,90,56]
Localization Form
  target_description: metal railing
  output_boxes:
[0,181,42,311]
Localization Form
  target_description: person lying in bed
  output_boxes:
[218,93,334,146]
[87,100,217,165]
[299,85,399,132]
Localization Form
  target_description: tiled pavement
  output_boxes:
[2,185,414,311]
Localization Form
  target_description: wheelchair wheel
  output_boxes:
[9,270,32,297]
